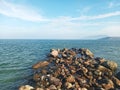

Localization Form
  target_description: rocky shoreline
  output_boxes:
[19,48,120,90]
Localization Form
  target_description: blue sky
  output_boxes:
[0,0,120,39]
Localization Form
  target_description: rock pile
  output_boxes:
[19,48,120,90]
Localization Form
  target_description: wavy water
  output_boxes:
[0,40,120,90]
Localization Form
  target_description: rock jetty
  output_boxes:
[19,48,120,90]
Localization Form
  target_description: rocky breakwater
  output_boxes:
[19,48,120,90]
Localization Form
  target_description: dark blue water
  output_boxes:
[0,40,120,90]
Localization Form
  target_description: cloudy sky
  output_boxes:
[0,0,120,39]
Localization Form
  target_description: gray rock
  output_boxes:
[116,71,120,80]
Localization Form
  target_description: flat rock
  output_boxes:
[32,61,49,69]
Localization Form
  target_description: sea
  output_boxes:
[0,39,120,90]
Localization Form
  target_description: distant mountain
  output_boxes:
[99,37,120,40]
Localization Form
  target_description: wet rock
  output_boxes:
[112,76,120,87]
[116,71,120,80]
[33,73,40,81]
[19,85,34,90]
[32,61,49,69]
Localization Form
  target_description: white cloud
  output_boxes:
[101,25,120,36]
[0,0,120,39]
[0,0,48,21]
[0,0,120,22]
[70,11,120,21]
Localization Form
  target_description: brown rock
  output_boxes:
[102,80,114,90]
[62,53,67,58]
[20,48,120,90]
[19,85,34,90]
[82,67,88,74]
[97,65,113,76]
[112,76,120,87]
[81,48,94,58]
[36,88,44,90]
[32,61,49,69]
[49,85,57,90]
[85,49,94,58]
[50,49,59,57]
[50,76,61,86]
[94,70,102,76]
[41,69,48,74]
[66,75,75,83]
[68,50,76,56]
[65,82,73,89]
[102,60,118,72]
[62,48,68,52]
[99,59,106,64]
[81,88,88,90]
[71,69,76,74]
[75,82,80,88]
[33,73,40,81]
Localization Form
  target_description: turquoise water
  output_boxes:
[0,40,120,90]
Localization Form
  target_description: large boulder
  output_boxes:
[101,60,118,72]
[50,49,59,57]
[32,61,49,69]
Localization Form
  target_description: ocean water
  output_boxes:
[0,39,120,90]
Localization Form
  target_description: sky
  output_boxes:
[0,0,120,39]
